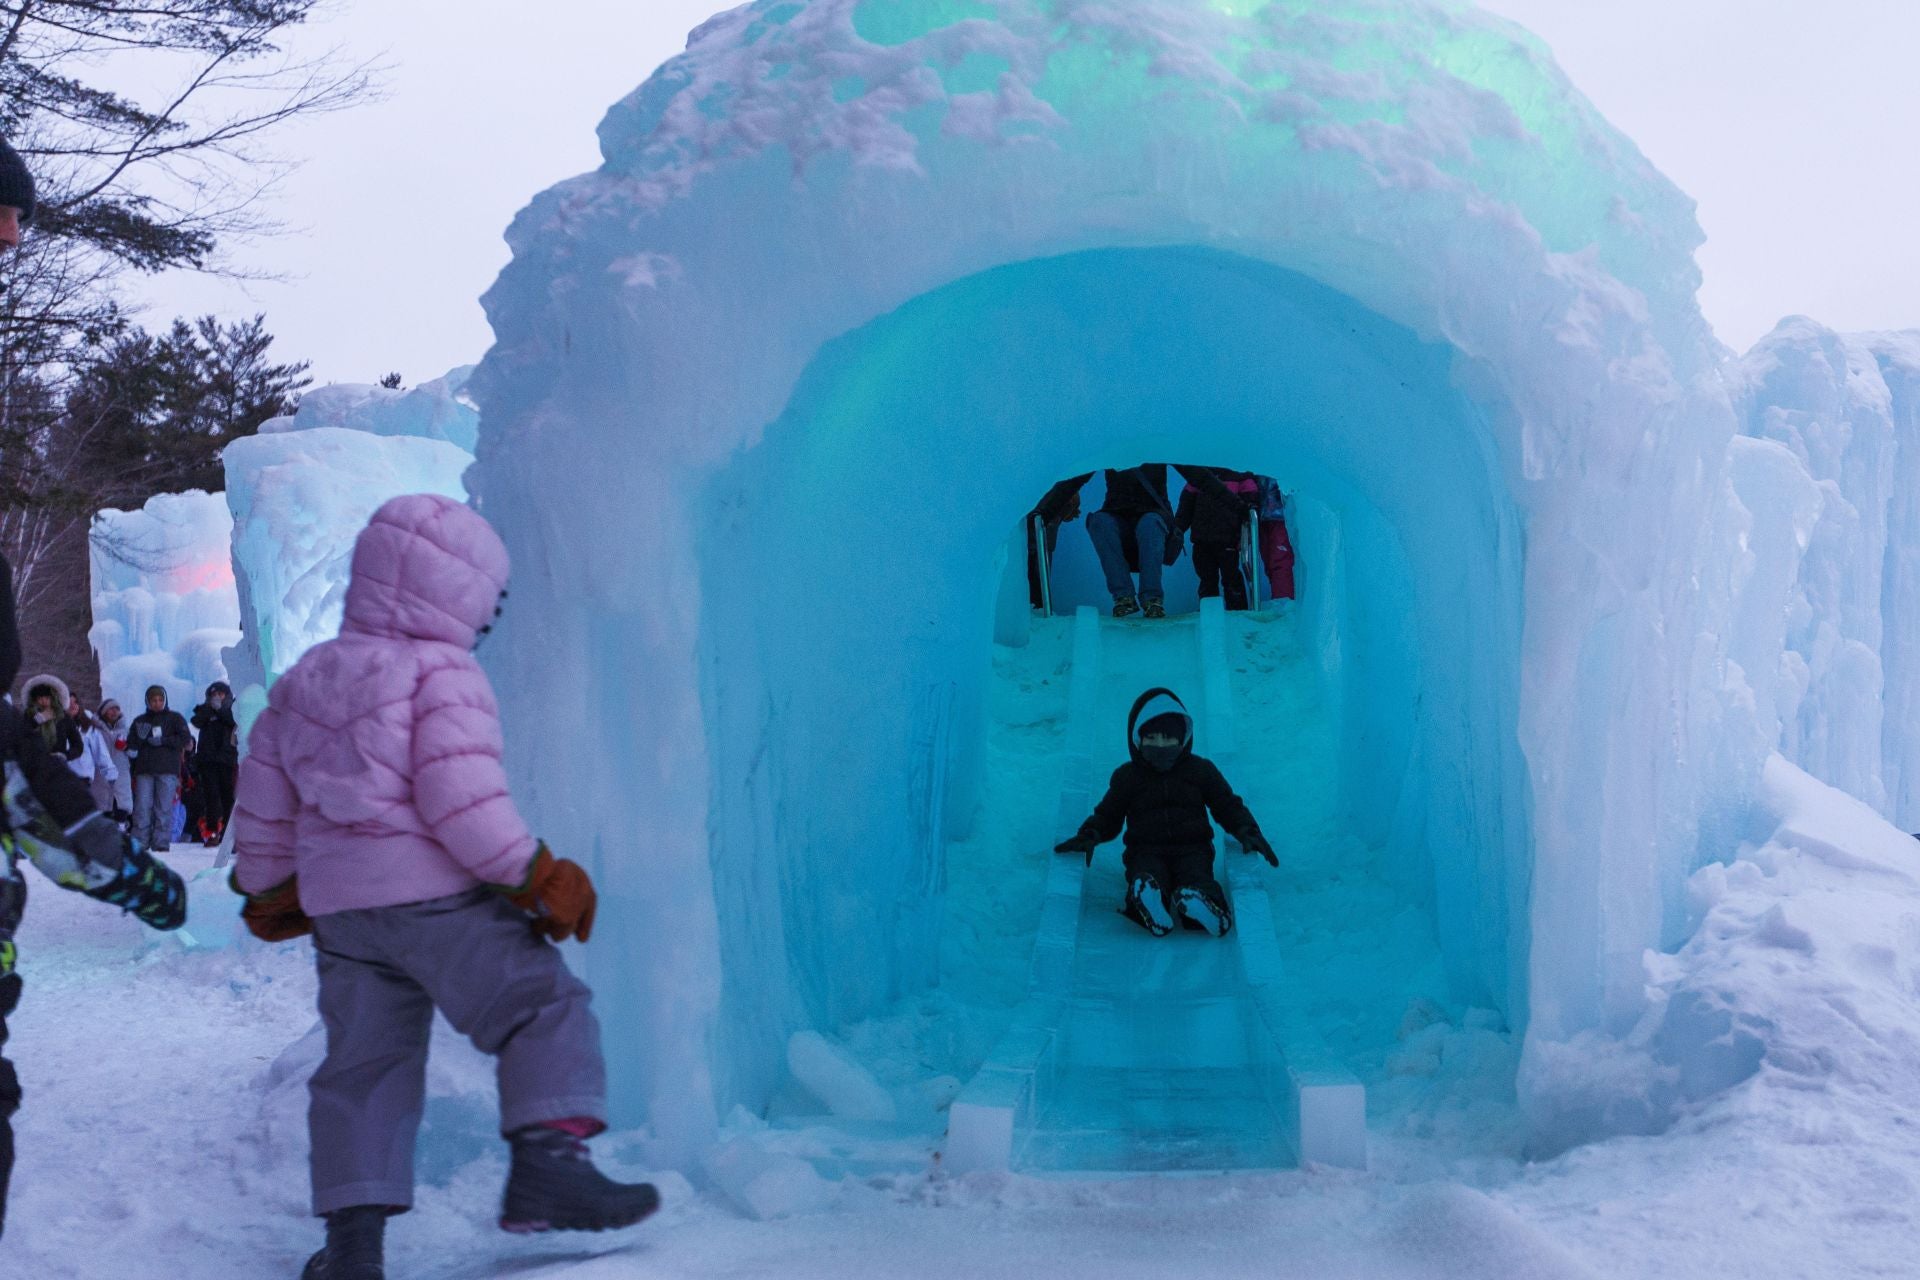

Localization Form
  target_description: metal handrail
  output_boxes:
[1245,510,1262,612]
[1032,512,1054,619]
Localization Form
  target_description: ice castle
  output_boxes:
[214,0,1920,1177]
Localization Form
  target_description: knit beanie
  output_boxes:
[0,136,36,223]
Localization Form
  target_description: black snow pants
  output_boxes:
[0,972,21,1241]
[195,760,237,840]
[1192,541,1248,611]
[1122,847,1224,906]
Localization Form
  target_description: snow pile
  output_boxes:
[221,376,476,695]
[1733,322,1920,830]
[470,0,1750,1159]
[88,489,241,712]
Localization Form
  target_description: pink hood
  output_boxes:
[232,494,538,915]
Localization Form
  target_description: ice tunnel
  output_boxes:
[468,0,1752,1164]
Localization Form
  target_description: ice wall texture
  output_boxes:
[469,0,1763,1160]
[221,383,476,694]
[1732,322,1920,830]
[89,490,242,711]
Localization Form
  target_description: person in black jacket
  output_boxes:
[1175,468,1259,611]
[0,552,187,1240]
[1086,466,1252,619]
[189,681,239,842]
[1054,688,1276,937]
[19,676,84,767]
[127,685,192,852]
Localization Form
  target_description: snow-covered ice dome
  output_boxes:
[462,0,1915,1168]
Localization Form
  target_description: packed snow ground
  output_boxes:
[8,612,1920,1276]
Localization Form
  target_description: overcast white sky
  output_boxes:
[134,1,1920,386]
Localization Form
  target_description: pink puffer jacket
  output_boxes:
[232,494,538,915]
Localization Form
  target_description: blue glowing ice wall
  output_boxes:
[469,0,1756,1163]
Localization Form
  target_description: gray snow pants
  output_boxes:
[308,889,608,1216]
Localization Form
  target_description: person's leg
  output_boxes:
[218,762,238,829]
[1168,852,1232,937]
[1261,519,1296,600]
[1086,511,1139,603]
[309,916,435,1217]
[1192,542,1224,599]
[152,774,179,850]
[0,974,21,1242]
[131,774,156,847]
[1119,853,1176,935]
[403,893,607,1135]
[1216,544,1249,611]
[1134,514,1169,604]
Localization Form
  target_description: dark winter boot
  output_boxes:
[500,1126,661,1234]
[1175,886,1233,937]
[1111,594,1140,619]
[1122,876,1174,936]
[1142,599,1167,619]
[301,1205,385,1280]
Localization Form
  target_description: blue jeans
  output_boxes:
[132,773,179,850]
[1088,510,1168,603]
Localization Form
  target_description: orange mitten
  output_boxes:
[236,874,313,942]
[502,843,598,943]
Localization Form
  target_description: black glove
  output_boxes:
[1054,834,1098,865]
[1241,833,1278,867]
[1163,529,1186,566]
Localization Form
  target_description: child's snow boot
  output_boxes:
[1175,886,1233,937]
[1122,876,1174,936]
[301,1205,385,1280]
[1142,599,1167,619]
[500,1125,661,1234]
[1111,595,1140,619]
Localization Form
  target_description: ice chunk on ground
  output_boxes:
[786,1031,897,1122]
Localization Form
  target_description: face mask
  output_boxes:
[1139,734,1185,773]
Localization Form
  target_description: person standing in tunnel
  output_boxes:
[1176,468,1261,610]
[1255,475,1297,602]
[1054,688,1277,937]
[1087,465,1248,619]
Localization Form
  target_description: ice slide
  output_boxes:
[946,600,1366,1175]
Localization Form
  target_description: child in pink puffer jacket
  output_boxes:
[231,494,657,1280]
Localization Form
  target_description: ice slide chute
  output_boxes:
[945,600,1366,1174]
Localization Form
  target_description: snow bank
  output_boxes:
[469,0,1757,1160]
[89,489,242,712]
[1520,754,1920,1158]
[1733,322,1920,830]
[221,385,476,694]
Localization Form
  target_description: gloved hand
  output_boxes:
[1163,529,1186,566]
[1053,834,1099,865]
[501,842,598,943]
[235,873,311,942]
[1240,832,1278,867]
[88,842,188,931]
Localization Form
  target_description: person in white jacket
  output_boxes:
[96,698,135,817]
[70,695,120,814]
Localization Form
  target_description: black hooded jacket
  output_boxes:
[190,681,239,766]
[1074,688,1265,862]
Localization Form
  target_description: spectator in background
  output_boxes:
[190,681,239,843]
[96,699,135,821]
[127,686,191,852]
[20,676,84,767]
[1176,468,1260,610]
[69,694,119,810]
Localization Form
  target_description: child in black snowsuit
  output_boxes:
[1054,688,1276,936]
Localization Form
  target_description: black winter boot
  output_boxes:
[301,1205,385,1279]
[1122,875,1174,936]
[500,1127,660,1234]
